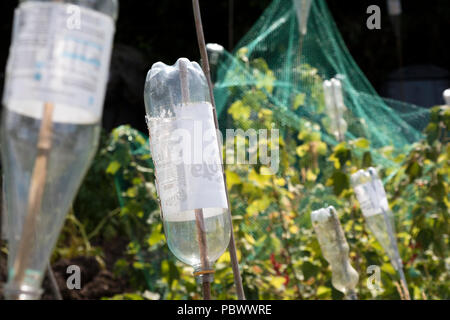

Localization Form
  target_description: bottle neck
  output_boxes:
[193,265,215,284]
[3,283,43,300]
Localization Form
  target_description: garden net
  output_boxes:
[214,0,429,152]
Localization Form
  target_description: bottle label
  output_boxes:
[354,179,389,217]
[147,102,228,221]
[2,2,115,124]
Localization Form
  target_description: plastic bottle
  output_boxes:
[144,58,230,283]
[350,168,403,271]
[311,206,359,298]
[323,78,347,142]
[2,0,118,299]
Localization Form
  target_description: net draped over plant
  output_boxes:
[214,0,429,152]
[99,0,447,300]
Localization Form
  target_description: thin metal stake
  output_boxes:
[47,263,63,300]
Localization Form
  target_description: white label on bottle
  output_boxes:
[2,2,115,124]
[354,179,389,217]
[147,102,228,222]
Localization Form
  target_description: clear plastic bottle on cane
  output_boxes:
[311,206,359,299]
[144,58,231,288]
[351,167,410,298]
[2,0,118,299]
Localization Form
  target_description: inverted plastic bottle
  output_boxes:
[293,0,313,36]
[444,89,450,106]
[206,43,225,83]
[311,206,359,298]
[323,79,347,142]
[350,168,403,270]
[2,0,118,299]
[351,167,409,297]
[144,58,230,283]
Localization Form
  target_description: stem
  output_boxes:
[398,265,411,300]
[281,226,303,300]
[87,207,121,240]
[381,207,410,300]
[67,210,93,254]
[192,0,245,300]
[272,181,303,299]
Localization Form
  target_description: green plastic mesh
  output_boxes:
[213,0,430,153]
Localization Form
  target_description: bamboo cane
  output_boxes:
[179,59,212,300]
[192,0,245,300]
[380,206,410,300]
[11,102,54,297]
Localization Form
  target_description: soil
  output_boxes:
[0,237,132,300]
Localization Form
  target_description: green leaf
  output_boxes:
[226,171,241,189]
[352,138,370,149]
[148,226,165,246]
[106,161,121,175]
[269,276,286,290]
[293,93,306,110]
[362,151,373,168]
[316,286,331,298]
[228,100,251,122]
[301,261,320,280]
[327,170,350,196]
[406,161,422,180]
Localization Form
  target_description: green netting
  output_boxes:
[214,0,430,153]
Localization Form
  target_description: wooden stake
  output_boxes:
[179,60,211,300]
[195,208,211,300]
[12,102,54,293]
[192,0,245,300]
[379,207,410,300]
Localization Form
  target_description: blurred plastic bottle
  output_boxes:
[311,206,359,298]
[443,89,450,106]
[144,58,230,283]
[351,168,403,271]
[2,0,118,299]
[323,78,347,142]
[206,43,224,83]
